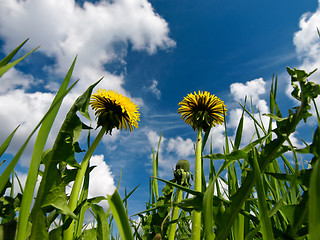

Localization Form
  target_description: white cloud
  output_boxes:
[230,78,267,111]
[167,136,194,157]
[294,6,320,73]
[0,88,79,166]
[0,0,174,165]
[88,155,116,210]
[144,80,161,99]
[227,78,272,149]
[0,68,35,94]
[0,0,175,89]
[145,129,165,151]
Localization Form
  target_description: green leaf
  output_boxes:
[216,171,255,240]
[107,190,134,240]
[0,126,19,159]
[234,106,245,150]
[0,40,39,77]
[0,39,28,67]
[80,229,97,240]
[30,78,101,239]
[49,227,63,240]
[264,169,311,188]
[178,195,203,212]
[252,148,274,240]
[152,177,202,197]
[309,160,320,240]
[90,204,109,240]
[0,77,77,196]
[26,58,79,240]
[203,180,215,239]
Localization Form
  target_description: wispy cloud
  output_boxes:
[144,79,161,99]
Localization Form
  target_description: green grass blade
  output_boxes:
[16,57,77,240]
[309,159,320,240]
[203,180,215,239]
[75,160,91,239]
[152,176,202,197]
[0,44,39,77]
[153,133,162,200]
[202,128,211,153]
[90,204,110,240]
[0,39,29,67]
[0,125,19,158]
[0,80,77,195]
[239,102,267,135]
[252,148,274,240]
[234,105,245,151]
[107,190,134,240]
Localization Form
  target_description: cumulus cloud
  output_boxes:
[0,0,175,164]
[0,0,175,86]
[145,129,165,151]
[294,4,320,74]
[88,155,116,209]
[225,78,271,148]
[230,78,268,113]
[167,136,194,157]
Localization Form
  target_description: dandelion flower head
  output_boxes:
[178,91,227,131]
[90,89,140,134]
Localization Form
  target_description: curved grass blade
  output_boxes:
[309,159,320,240]
[0,125,19,158]
[0,39,28,67]
[252,148,274,240]
[0,41,39,77]
[107,190,134,240]
[0,80,77,195]
[203,180,215,239]
[90,204,109,240]
[16,57,78,240]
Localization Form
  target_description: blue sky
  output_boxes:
[1,0,320,216]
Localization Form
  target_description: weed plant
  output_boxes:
[0,40,320,240]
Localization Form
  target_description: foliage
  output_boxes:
[0,39,320,240]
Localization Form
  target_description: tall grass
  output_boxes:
[0,40,320,240]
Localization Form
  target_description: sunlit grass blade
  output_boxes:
[0,39,28,67]
[107,190,134,240]
[168,189,183,240]
[252,148,274,240]
[16,57,78,240]
[203,180,215,239]
[234,101,245,151]
[0,126,19,159]
[0,41,39,77]
[75,158,91,239]
[309,159,320,240]
[239,102,267,136]
[0,81,77,196]
[63,79,104,240]
[152,134,162,200]
[90,204,110,240]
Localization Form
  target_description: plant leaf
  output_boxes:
[107,190,134,240]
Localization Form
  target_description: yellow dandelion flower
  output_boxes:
[90,89,140,134]
[178,91,227,131]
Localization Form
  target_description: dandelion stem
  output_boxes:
[192,128,202,239]
[63,126,106,240]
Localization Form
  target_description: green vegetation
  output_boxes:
[1,39,320,240]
